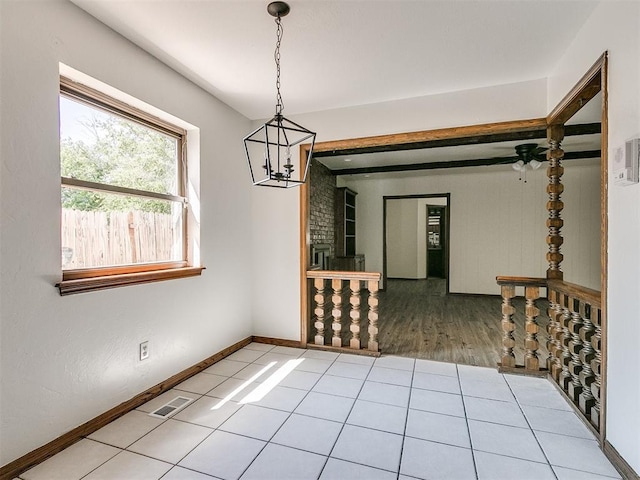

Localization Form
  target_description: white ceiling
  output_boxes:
[71,0,599,121]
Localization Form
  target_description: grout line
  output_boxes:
[458,363,480,480]
[395,358,416,478]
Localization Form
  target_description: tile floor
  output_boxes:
[19,343,621,480]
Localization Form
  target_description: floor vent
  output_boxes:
[148,396,194,419]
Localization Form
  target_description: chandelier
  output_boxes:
[243,2,316,188]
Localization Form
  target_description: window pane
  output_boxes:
[61,188,183,269]
[59,96,179,196]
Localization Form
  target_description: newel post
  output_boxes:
[546,124,565,280]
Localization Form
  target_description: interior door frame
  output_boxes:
[382,193,451,293]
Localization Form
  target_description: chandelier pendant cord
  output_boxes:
[275,15,284,116]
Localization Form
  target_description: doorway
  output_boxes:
[382,193,450,294]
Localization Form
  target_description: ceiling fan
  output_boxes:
[509,143,547,182]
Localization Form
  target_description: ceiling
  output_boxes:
[71,0,599,121]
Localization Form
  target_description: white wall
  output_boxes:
[0,0,252,466]
[547,1,640,472]
[386,199,420,279]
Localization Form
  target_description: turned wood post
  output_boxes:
[567,298,585,401]
[367,279,379,352]
[349,279,362,349]
[558,295,573,391]
[500,284,517,368]
[331,279,343,347]
[524,286,541,371]
[546,124,565,281]
[590,308,602,429]
[313,278,326,345]
[578,303,596,417]
[547,290,563,375]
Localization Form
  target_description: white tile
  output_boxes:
[176,372,227,395]
[511,384,574,411]
[504,373,556,390]
[246,385,307,412]
[367,366,413,386]
[294,391,355,422]
[302,349,340,360]
[127,419,212,464]
[458,364,506,383]
[468,419,547,463]
[244,342,275,352]
[241,443,326,480]
[312,374,364,398]
[336,353,376,365]
[161,466,217,480]
[464,396,529,428]
[409,388,465,417]
[136,389,200,414]
[326,361,371,380]
[412,371,461,394]
[253,352,300,365]
[226,348,266,363]
[475,451,556,480]
[83,451,172,480]
[414,358,458,377]
[219,404,289,440]
[206,377,256,401]
[295,357,333,374]
[553,465,623,480]
[358,381,411,407]
[405,409,470,448]
[374,355,415,371]
[536,431,621,477]
[88,410,164,448]
[232,363,273,381]
[272,413,343,455]
[522,404,596,439]
[400,437,476,480]
[347,399,407,434]
[179,430,265,480]
[320,458,397,480]
[460,377,516,402]
[271,345,306,356]
[21,439,120,480]
[173,396,241,429]
[203,359,250,377]
[278,369,322,390]
[331,425,403,472]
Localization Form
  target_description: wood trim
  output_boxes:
[306,343,381,357]
[57,266,204,295]
[496,276,548,287]
[0,336,252,480]
[599,52,609,445]
[306,270,381,282]
[300,144,311,346]
[497,364,549,377]
[603,441,640,480]
[251,336,304,348]
[313,118,547,154]
[63,261,188,280]
[547,53,607,126]
[330,150,601,176]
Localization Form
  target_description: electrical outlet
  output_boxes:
[140,341,149,361]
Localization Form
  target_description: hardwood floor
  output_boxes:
[378,278,550,368]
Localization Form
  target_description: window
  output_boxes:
[57,76,202,295]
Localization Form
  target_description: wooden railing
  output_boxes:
[496,276,548,374]
[307,270,381,353]
[497,275,603,432]
[547,279,602,430]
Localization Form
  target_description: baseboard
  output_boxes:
[0,336,252,480]
[604,441,639,480]
[251,335,303,348]
[306,343,381,357]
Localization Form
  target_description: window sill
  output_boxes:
[56,266,205,296]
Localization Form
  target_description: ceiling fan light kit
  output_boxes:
[510,143,547,182]
[243,2,316,188]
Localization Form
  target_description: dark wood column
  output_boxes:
[546,124,565,280]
